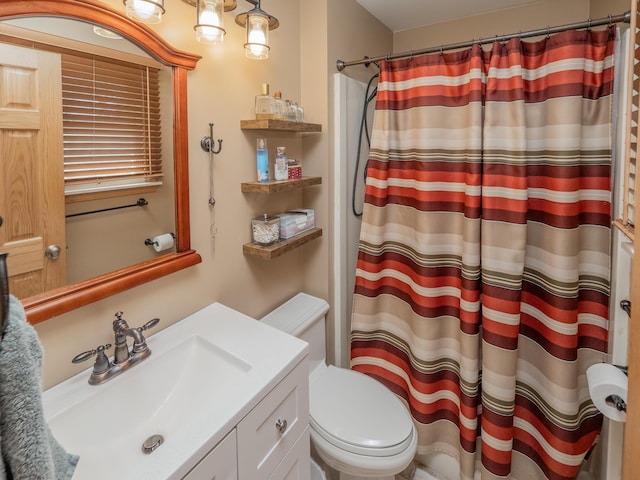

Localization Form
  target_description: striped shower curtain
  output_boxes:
[351,28,614,480]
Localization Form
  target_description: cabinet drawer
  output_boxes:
[238,360,309,480]
[183,429,237,480]
[268,427,311,480]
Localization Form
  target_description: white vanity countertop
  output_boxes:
[42,302,309,480]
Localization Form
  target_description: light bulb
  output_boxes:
[197,0,224,45]
[134,0,155,19]
[125,0,163,24]
[245,15,269,60]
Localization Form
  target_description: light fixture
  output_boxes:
[195,0,225,44]
[235,0,279,60]
[93,26,124,40]
[181,0,238,44]
[123,0,165,24]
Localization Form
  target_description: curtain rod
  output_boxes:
[336,11,631,71]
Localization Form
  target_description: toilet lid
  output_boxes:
[309,366,415,457]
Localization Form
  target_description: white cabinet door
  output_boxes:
[238,360,309,480]
[268,427,311,480]
[183,430,237,480]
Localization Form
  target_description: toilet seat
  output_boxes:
[309,365,415,457]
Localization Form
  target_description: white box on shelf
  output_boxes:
[279,209,315,239]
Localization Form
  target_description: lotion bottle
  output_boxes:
[257,138,269,182]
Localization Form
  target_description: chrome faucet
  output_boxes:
[113,311,158,362]
[72,312,160,385]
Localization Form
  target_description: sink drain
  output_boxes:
[142,434,164,454]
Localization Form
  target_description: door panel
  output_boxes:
[0,43,65,298]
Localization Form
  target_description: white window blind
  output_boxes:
[61,53,162,196]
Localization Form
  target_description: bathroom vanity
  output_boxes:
[42,303,310,480]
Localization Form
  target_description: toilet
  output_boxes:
[261,293,418,480]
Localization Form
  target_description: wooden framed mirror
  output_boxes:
[0,0,202,324]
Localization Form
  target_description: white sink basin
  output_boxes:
[43,303,308,480]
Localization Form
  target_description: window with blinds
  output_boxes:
[61,53,162,198]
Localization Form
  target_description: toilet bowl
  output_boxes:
[261,293,418,479]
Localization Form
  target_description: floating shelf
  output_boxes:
[240,119,322,132]
[243,228,322,260]
[241,176,322,194]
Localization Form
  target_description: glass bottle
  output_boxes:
[296,103,304,122]
[274,146,288,181]
[255,83,273,119]
[285,100,297,121]
[272,91,286,120]
[256,137,269,182]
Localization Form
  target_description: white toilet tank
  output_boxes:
[261,293,330,375]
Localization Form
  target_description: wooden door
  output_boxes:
[0,43,66,299]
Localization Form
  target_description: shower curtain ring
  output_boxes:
[587,18,592,30]
[546,26,551,39]
[440,45,444,56]
[608,14,613,29]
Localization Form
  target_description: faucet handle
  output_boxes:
[72,343,113,364]
[139,318,160,332]
[72,344,113,375]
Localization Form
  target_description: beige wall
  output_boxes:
[394,0,590,52]
[590,0,630,19]
[394,0,630,53]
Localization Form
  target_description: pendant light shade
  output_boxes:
[235,0,279,60]
[123,0,165,24]
[195,0,225,45]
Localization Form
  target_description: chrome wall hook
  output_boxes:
[201,122,221,207]
[200,123,223,154]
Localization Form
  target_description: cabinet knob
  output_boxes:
[275,418,287,434]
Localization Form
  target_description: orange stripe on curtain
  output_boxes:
[351,27,614,480]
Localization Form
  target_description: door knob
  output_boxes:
[45,244,62,260]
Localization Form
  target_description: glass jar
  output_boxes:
[251,214,279,246]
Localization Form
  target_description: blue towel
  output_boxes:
[0,295,78,479]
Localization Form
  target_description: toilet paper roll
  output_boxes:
[586,363,628,422]
[152,233,175,253]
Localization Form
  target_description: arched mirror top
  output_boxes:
[0,0,202,324]
[0,0,201,68]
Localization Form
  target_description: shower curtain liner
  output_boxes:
[351,27,615,480]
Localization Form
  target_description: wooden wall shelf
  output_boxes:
[241,176,321,193]
[240,119,322,132]
[243,228,322,260]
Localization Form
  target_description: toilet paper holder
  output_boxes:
[144,233,175,248]
[608,365,628,413]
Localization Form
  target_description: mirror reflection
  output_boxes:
[0,17,176,300]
